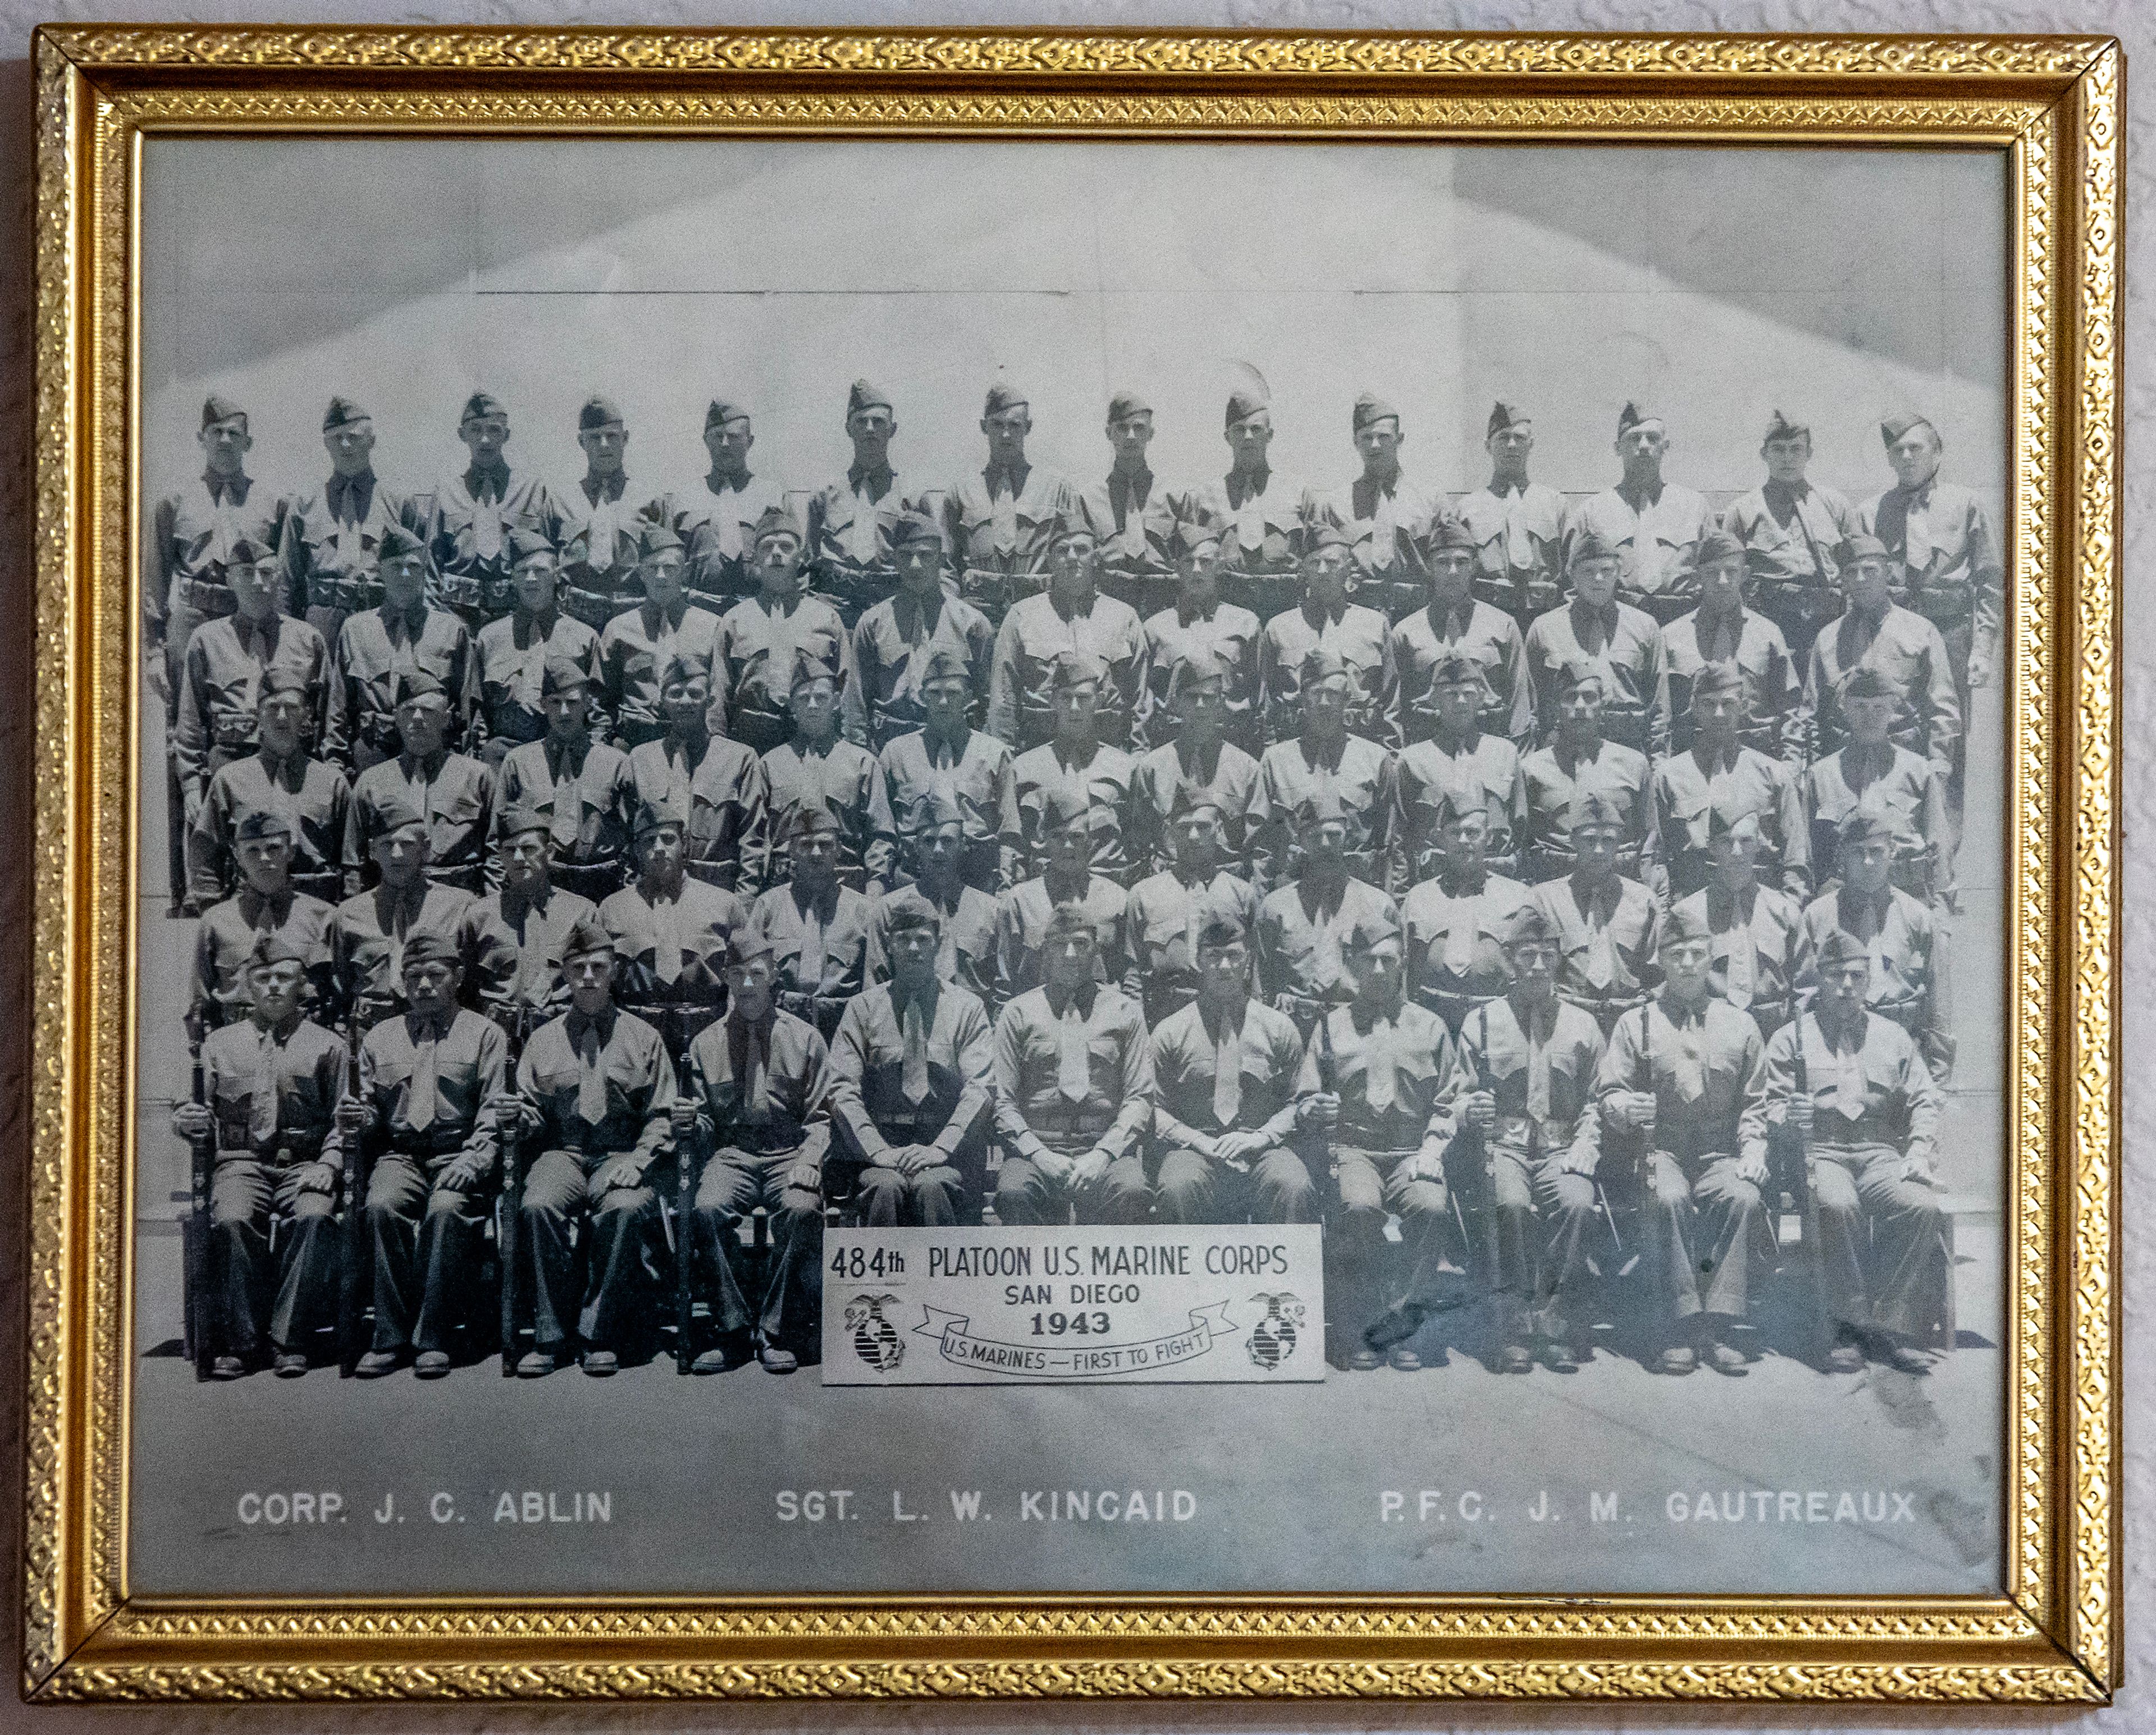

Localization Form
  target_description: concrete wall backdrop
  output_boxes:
[0,0,2144,1730]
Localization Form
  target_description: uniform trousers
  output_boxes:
[363,1149,488,1355]
[830,1112,985,1226]
[519,1148,661,1353]
[1479,1146,1598,1348]
[1152,1145,1319,1225]
[1327,1146,1451,1361]
[691,1139,825,1359]
[1806,1145,1952,1346]
[1638,1149,1774,1329]
[208,1153,340,1357]
[992,1148,1152,1226]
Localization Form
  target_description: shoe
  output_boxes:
[1499,1344,1534,1375]
[414,1352,451,1379]
[209,1355,245,1380]
[516,1348,559,1378]
[1386,1345,1422,1372]
[758,1346,800,1375]
[1881,1341,1932,1376]
[1542,1341,1579,1374]
[354,1350,402,1379]
[581,1349,618,1376]
[271,1352,308,1378]
[1703,1341,1748,1377]
[1825,1343,1866,1374]
[1346,1348,1382,1372]
[691,1348,739,1375]
[1657,1345,1697,1375]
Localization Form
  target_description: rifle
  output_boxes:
[336,1002,368,1377]
[672,1013,698,1375]
[498,1002,530,1377]
[184,1039,216,1381]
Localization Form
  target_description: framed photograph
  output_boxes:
[26,25,2121,1707]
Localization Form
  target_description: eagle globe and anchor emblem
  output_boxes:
[846,1295,905,1372]
[1246,1292,1305,1369]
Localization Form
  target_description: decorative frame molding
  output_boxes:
[25,26,2121,1704]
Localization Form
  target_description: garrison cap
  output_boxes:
[1351,392,1399,432]
[1049,649,1106,692]
[846,379,892,418]
[884,894,941,939]
[1047,500,1104,547]
[540,654,590,697]
[578,395,625,431]
[246,932,311,971]
[1424,514,1478,554]
[1567,790,1627,835]
[633,797,687,838]
[322,395,369,431]
[1342,908,1404,955]
[916,787,969,832]
[1837,806,1895,847]
[1172,647,1234,697]
[788,651,841,693]
[234,806,293,842]
[1842,665,1897,701]
[890,508,942,551]
[225,535,275,568]
[1694,527,1746,568]
[1504,903,1560,949]
[1296,518,1355,559]
[1568,529,1621,568]
[369,786,429,837]
[377,523,427,562]
[787,801,841,840]
[724,926,776,970]
[459,391,508,424]
[256,667,312,702]
[1299,645,1351,688]
[1173,518,1225,558]
[656,650,706,691]
[1762,408,1808,443]
[1429,648,1483,688]
[1814,927,1874,971]
[562,917,615,961]
[1487,400,1528,439]
[705,398,750,430]
[392,668,450,707]
[982,381,1029,418]
[399,930,460,972]
[1432,787,1485,829]
[1661,905,1714,947]
[1879,412,1934,446]
[1293,787,1347,830]
[497,800,550,839]
[1167,783,1225,822]
[1706,804,1762,844]
[507,526,556,566]
[1039,783,1097,837]
[917,643,972,686]
[1616,401,1661,436]
[200,394,246,431]
[1841,532,1889,564]
[1106,390,1152,424]
[1689,660,1747,703]
[1196,911,1248,952]
[1224,384,1270,428]
[751,502,806,547]
[1554,655,1606,693]
[637,522,685,560]
[1044,903,1100,945]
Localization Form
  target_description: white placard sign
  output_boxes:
[821,1225,1325,1385]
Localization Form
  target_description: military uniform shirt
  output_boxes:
[1721,480,1860,591]
[1661,606,1803,761]
[945,464,1070,584]
[174,614,334,798]
[1401,870,1536,1029]
[682,1007,832,1158]
[1387,599,1533,747]
[1455,995,1604,1172]
[990,983,1154,1162]
[1254,875,1399,1018]
[626,733,769,895]
[599,877,750,1010]
[1248,732,1395,892]
[1136,600,1263,751]
[1011,740,1138,884]
[1123,867,1261,1025]
[1295,998,1465,1156]
[1179,472,1304,577]
[828,981,994,1157]
[280,472,413,617]
[556,473,646,629]
[1793,885,1948,1063]
[1523,599,1671,759]
[866,883,1001,1004]
[987,589,1148,752]
[345,750,495,888]
[464,882,600,1034]
[470,610,606,754]
[1256,601,1396,746]
[601,600,727,741]
[1077,471,1180,611]
[1597,996,1763,1164]
[492,734,636,880]
[1675,882,1801,1029]
[325,605,474,763]
[147,473,287,639]
[1802,604,1962,778]
[1532,875,1662,1030]
[189,750,350,902]
[1458,480,1566,622]
[1805,745,1951,904]
[1860,478,2004,654]
[759,736,894,892]
[1739,1010,1942,1171]
[875,727,1022,887]
[200,1013,346,1159]
[1127,737,1262,877]
[189,887,336,1031]
[852,592,997,748]
[1309,473,1438,617]
[646,473,789,614]
[749,882,874,1022]
[1564,482,1714,617]
[807,468,935,620]
[715,592,864,750]
[354,1007,505,1165]
[1149,997,1307,1144]
[1653,744,1810,901]
[1520,738,1661,888]
[1391,732,1527,886]
[516,1006,675,1171]
[328,882,474,1025]
[420,467,560,621]
[993,874,1132,1007]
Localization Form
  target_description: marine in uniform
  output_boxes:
[758,655,893,895]
[343,932,509,1378]
[599,800,751,1058]
[1652,661,1810,902]
[944,381,1070,625]
[490,655,636,902]
[1309,393,1436,623]
[675,927,834,1374]
[1295,911,1465,1371]
[1531,792,1662,1036]
[850,509,995,750]
[624,652,769,895]
[344,671,496,892]
[992,784,1134,1008]
[1078,390,1180,618]
[422,392,560,629]
[1254,789,1401,1039]
[1803,666,1952,908]
[1123,788,1262,1029]
[324,524,473,769]
[189,673,350,906]
[1452,903,1606,1372]
[1519,660,1662,893]
[1660,527,1803,761]
[1127,649,1262,877]
[986,507,1148,754]
[644,399,787,618]
[469,528,608,765]
[1799,532,1961,784]
[1564,401,1714,627]
[1011,651,1138,885]
[747,804,874,1042]
[1523,530,1671,759]
[1135,519,1262,757]
[555,396,646,633]
[1179,380,1306,624]
[327,792,477,1030]
[171,935,348,1378]
[716,505,862,756]
[465,803,601,1044]
[989,906,1157,1226]
[874,646,1022,893]
[828,898,997,1226]
[1595,906,1773,1375]
[1456,401,1566,633]
[1255,519,1395,746]
[1740,926,1951,1375]
[1390,648,1528,887]
[1148,912,1322,1225]
[504,918,677,1377]
[1387,514,1533,748]
[602,523,727,751]
[282,395,412,646]
[187,810,337,1042]
[1400,790,1535,1033]
[806,380,933,628]
[1673,809,1802,1037]
[1720,409,1859,670]
[866,792,1000,1005]
[1248,648,1395,893]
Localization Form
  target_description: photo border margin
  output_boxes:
[22,25,2123,1706]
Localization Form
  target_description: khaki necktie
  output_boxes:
[1724,920,1757,1008]
[1671,1013,1707,1104]
[746,1022,773,1116]
[1364,1021,1398,1115]
[1833,1032,1868,1122]
[1236,494,1263,558]
[1504,495,1532,576]
[1212,1021,1243,1127]
[1441,901,1479,982]
[474,481,503,561]
[207,480,235,568]
[652,895,681,986]
[1181,887,1205,976]
[575,1021,607,1125]
[407,1022,440,1132]
[1372,488,1397,567]
[1525,1026,1552,1126]
[991,477,1019,559]
[1584,904,1618,992]
[588,492,618,574]
[1058,1005,1091,1102]
[846,487,879,565]
[900,996,932,1106]
[250,1030,279,1145]
[548,753,582,852]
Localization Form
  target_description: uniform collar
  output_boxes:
[565,1004,618,1047]
[325,470,375,515]
[581,472,627,505]
[464,461,510,499]
[203,469,250,503]
[847,460,895,494]
[405,1006,456,1042]
[1043,979,1098,1020]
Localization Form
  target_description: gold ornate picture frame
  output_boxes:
[25,25,2120,1706]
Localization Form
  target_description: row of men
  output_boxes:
[176,888,1948,1386]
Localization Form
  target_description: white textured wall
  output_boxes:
[0,0,2143,1729]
